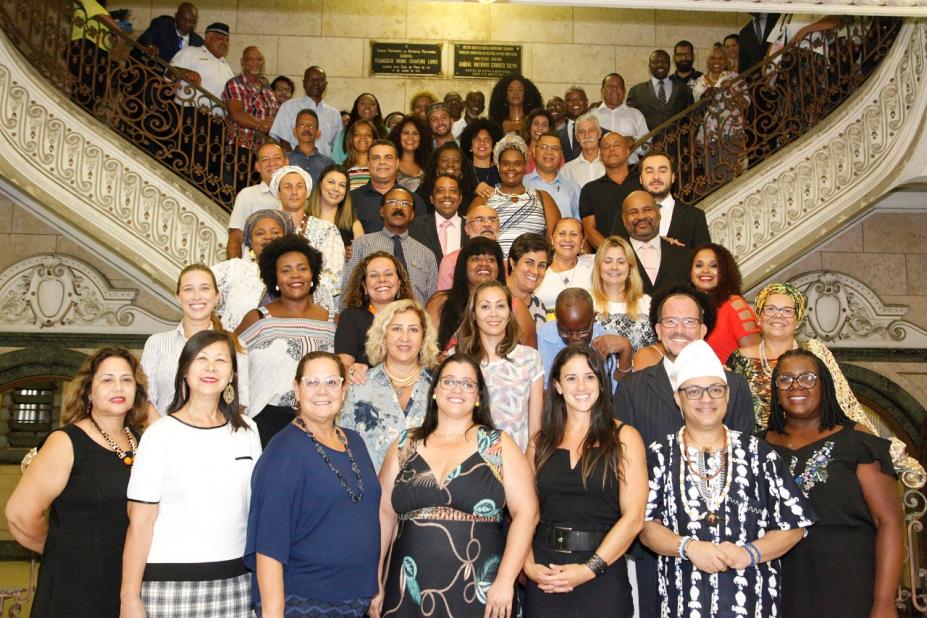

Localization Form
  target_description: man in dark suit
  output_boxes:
[613,151,710,250]
[136,2,203,63]
[626,50,694,132]
[409,174,467,265]
[738,12,780,72]
[620,190,691,296]
[614,285,755,618]
[557,86,589,162]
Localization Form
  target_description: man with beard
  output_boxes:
[561,114,604,190]
[627,50,694,131]
[620,190,691,296]
[410,174,467,264]
[286,109,334,185]
[578,132,640,250]
[557,86,590,161]
[613,152,710,249]
[350,140,427,233]
[269,66,341,157]
[671,40,703,90]
[613,285,754,618]
[451,90,485,138]
[343,186,437,304]
[428,103,456,148]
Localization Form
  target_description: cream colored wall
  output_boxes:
[122,1,745,114]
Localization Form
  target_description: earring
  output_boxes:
[223,383,236,405]
[475,400,480,407]
[87,398,93,412]
[395,291,401,300]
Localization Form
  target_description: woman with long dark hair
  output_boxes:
[389,115,432,193]
[460,118,504,189]
[121,331,261,618]
[524,345,647,616]
[488,74,544,135]
[766,349,903,618]
[307,164,364,259]
[371,354,538,618]
[332,93,384,164]
[7,348,149,617]
[690,242,760,364]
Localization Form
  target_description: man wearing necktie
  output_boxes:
[626,50,694,132]
[620,190,692,296]
[136,2,203,63]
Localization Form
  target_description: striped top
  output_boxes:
[486,186,547,257]
[238,306,335,416]
[348,166,371,191]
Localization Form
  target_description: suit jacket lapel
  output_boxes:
[647,363,679,413]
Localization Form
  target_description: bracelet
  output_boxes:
[745,542,761,566]
[616,360,633,374]
[584,553,608,577]
[679,536,694,560]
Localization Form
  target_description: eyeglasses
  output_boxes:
[537,144,562,152]
[659,317,701,329]
[761,305,797,318]
[384,200,413,209]
[775,372,818,390]
[558,326,593,339]
[467,216,499,226]
[677,384,729,400]
[298,376,345,390]
[438,376,478,394]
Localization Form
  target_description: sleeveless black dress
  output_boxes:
[383,427,508,617]
[524,425,634,618]
[770,425,895,617]
[31,424,134,617]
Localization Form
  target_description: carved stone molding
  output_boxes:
[0,254,175,334]
[0,28,227,296]
[703,21,927,289]
[788,270,927,348]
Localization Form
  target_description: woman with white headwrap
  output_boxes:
[467,133,561,257]
[270,165,345,298]
[641,340,815,618]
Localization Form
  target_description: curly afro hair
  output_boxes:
[458,118,504,160]
[488,74,544,125]
[258,234,323,299]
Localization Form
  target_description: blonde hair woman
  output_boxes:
[591,236,656,352]
[340,299,439,471]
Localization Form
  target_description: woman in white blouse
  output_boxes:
[270,165,345,298]
[535,218,594,316]
[141,264,249,417]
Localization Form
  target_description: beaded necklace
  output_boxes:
[677,427,732,526]
[294,418,364,503]
[89,416,137,466]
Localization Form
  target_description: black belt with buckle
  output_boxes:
[538,522,606,553]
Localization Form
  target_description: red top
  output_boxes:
[707,295,759,364]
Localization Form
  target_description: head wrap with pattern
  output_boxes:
[754,282,806,322]
[242,209,294,250]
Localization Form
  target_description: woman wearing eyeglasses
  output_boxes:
[765,350,903,618]
[371,353,538,618]
[246,351,380,617]
[641,340,814,618]
[726,282,924,484]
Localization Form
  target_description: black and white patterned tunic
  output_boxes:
[645,430,815,618]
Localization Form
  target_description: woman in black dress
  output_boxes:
[5,348,149,617]
[371,353,538,618]
[524,344,648,617]
[765,349,903,618]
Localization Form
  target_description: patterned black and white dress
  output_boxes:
[595,297,656,352]
[645,429,815,617]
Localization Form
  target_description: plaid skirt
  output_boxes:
[256,595,370,617]
[141,573,253,617]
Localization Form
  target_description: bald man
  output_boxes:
[620,189,692,295]
[222,46,279,149]
[137,2,203,62]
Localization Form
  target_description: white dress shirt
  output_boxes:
[169,45,234,111]
[592,102,650,164]
[561,153,605,188]
[270,96,342,157]
[650,76,674,101]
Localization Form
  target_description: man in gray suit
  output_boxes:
[626,50,695,131]
[614,284,754,617]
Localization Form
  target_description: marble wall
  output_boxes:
[119,0,746,114]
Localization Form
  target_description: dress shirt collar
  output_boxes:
[258,181,274,197]
[651,76,671,93]
[436,213,461,225]
[630,236,659,251]
[383,229,409,240]
[658,193,676,209]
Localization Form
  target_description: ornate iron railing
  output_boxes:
[898,486,927,615]
[632,16,903,206]
[0,0,269,210]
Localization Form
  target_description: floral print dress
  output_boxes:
[383,427,507,617]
